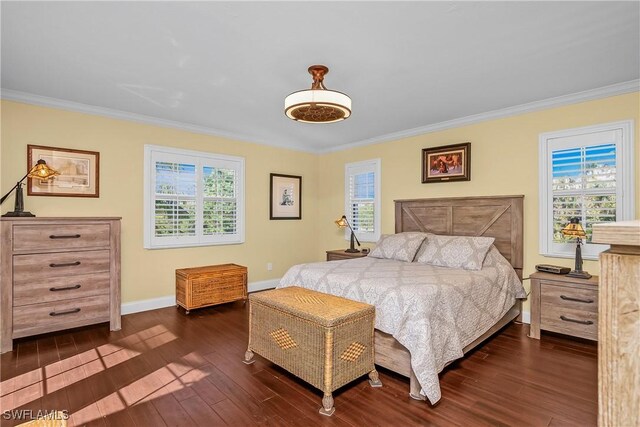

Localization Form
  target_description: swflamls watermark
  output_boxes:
[2,409,69,421]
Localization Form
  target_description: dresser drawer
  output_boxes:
[13,224,110,252]
[541,282,598,340]
[540,305,598,340]
[13,249,111,280]
[541,282,598,313]
[13,272,111,307]
[12,295,110,339]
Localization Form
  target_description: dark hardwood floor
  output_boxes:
[0,302,597,427]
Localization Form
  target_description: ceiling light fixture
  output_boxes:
[284,65,351,123]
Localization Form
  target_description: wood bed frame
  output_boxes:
[374,195,524,401]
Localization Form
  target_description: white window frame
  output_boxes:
[344,159,381,243]
[144,144,245,249]
[539,120,634,260]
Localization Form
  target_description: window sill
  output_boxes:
[540,251,600,261]
[144,240,244,250]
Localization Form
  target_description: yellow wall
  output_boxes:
[1,101,319,303]
[2,93,638,311]
[317,92,640,313]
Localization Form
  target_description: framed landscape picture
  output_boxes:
[270,173,301,220]
[27,145,100,197]
[421,142,471,183]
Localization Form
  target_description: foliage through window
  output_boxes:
[539,121,634,259]
[345,159,381,242]
[144,145,244,249]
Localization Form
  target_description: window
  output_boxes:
[345,159,381,242]
[539,121,634,259]
[144,145,244,249]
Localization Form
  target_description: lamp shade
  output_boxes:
[561,218,587,238]
[335,216,348,228]
[27,159,60,180]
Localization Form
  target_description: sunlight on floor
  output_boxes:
[0,324,177,413]
[71,353,209,425]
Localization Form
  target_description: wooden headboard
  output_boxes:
[395,195,524,279]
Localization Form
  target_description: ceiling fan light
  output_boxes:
[284,65,351,124]
[284,89,352,123]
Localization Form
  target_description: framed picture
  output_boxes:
[27,145,100,197]
[270,173,301,220]
[421,142,471,183]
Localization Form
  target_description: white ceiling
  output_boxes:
[2,1,639,153]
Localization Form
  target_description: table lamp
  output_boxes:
[1,159,60,217]
[561,217,592,279]
[335,215,361,253]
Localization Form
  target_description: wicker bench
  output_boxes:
[244,286,381,416]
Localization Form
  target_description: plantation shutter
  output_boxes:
[540,122,633,260]
[201,159,242,244]
[151,151,199,246]
[349,172,375,233]
[145,145,244,249]
[345,159,381,242]
[551,143,617,243]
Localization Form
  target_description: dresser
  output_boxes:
[1,217,121,353]
[592,221,639,427]
[529,272,599,341]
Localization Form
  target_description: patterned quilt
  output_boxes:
[278,246,526,403]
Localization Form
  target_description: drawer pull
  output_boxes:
[560,295,594,304]
[49,308,81,316]
[50,284,82,292]
[49,234,81,239]
[49,261,81,268]
[560,315,593,325]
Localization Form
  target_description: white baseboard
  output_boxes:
[121,278,281,315]
[121,295,176,315]
[248,279,279,293]
[520,310,531,324]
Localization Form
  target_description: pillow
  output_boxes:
[414,234,495,270]
[368,232,428,262]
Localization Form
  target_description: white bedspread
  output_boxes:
[278,246,526,404]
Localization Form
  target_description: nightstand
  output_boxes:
[326,250,368,261]
[529,272,599,341]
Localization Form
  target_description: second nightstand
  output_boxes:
[529,271,599,341]
[326,250,368,261]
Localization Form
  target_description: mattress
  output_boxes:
[278,246,526,403]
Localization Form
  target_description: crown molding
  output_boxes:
[3,79,638,155]
[320,79,640,154]
[0,89,316,154]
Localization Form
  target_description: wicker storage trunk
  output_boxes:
[175,264,247,314]
[244,286,381,416]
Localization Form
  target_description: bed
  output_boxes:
[278,195,526,404]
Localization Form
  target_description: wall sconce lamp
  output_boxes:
[561,217,592,279]
[335,215,361,253]
[0,160,59,217]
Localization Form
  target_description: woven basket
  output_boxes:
[175,264,247,313]
[246,287,377,397]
